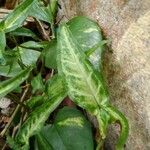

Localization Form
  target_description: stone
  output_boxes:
[57,0,150,149]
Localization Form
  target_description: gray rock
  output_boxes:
[58,0,150,149]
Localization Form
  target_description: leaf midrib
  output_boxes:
[63,29,102,110]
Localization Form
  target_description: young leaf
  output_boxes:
[43,39,57,69]
[31,73,44,94]
[0,61,22,77]
[45,74,66,97]
[35,107,94,150]
[20,41,46,49]
[27,74,66,110]
[0,43,41,77]
[26,96,44,110]
[50,0,58,17]
[0,67,32,99]
[16,75,67,146]
[17,47,41,66]
[0,0,37,32]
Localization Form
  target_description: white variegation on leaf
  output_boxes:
[57,24,129,150]
[57,24,109,115]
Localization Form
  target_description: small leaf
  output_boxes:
[45,74,65,97]
[21,41,46,49]
[18,47,41,66]
[31,73,44,94]
[7,135,23,150]
[35,107,94,150]
[0,43,41,77]
[26,96,44,110]
[0,67,32,99]
[50,0,58,17]
[43,39,57,69]
[16,75,67,146]
[30,1,52,23]
[0,0,37,32]
[0,61,21,77]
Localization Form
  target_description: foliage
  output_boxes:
[0,0,129,150]
[35,107,94,150]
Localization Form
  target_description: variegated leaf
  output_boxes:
[0,67,32,99]
[35,107,94,150]
[57,24,129,149]
[68,16,105,70]
[0,0,37,33]
[57,24,108,114]
[16,75,66,146]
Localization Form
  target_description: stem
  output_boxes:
[35,18,50,41]
[105,106,129,150]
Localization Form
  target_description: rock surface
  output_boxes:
[58,0,150,149]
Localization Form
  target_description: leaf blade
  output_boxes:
[35,107,94,150]
[16,75,67,146]
[57,24,108,114]
[0,0,37,32]
[0,67,32,99]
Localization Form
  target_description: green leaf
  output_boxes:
[0,44,41,77]
[50,0,58,17]
[0,30,6,65]
[0,67,31,99]
[18,47,41,66]
[43,39,57,69]
[68,16,104,70]
[35,107,94,150]
[31,73,44,94]
[43,16,105,70]
[26,96,44,110]
[30,1,52,23]
[57,24,129,149]
[7,135,23,150]
[0,61,21,77]
[27,74,66,110]
[0,0,37,32]
[10,27,39,40]
[16,75,67,146]
[20,41,46,49]
[57,24,108,114]
[45,74,66,97]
